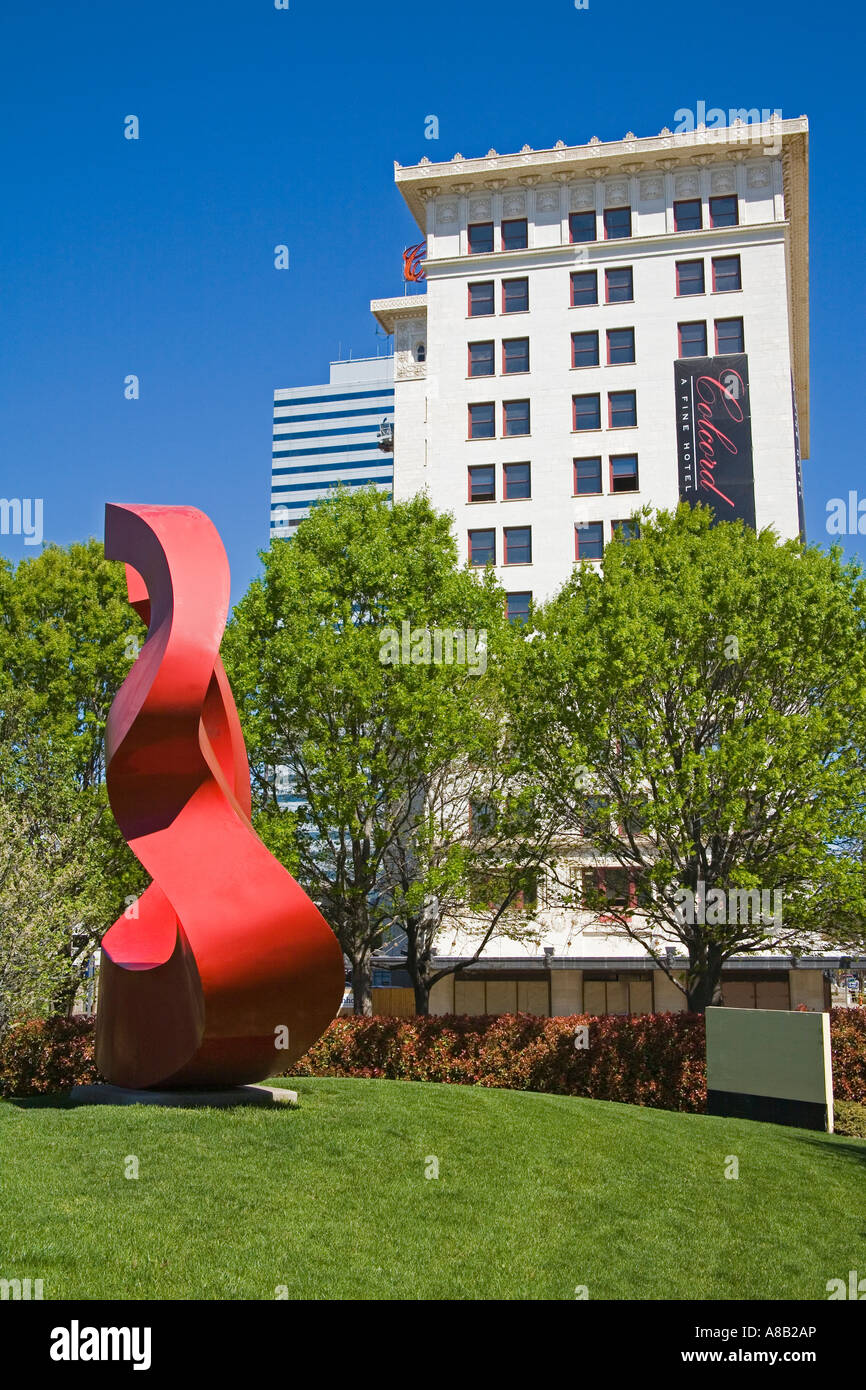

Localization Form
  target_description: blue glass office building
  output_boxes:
[270,356,394,537]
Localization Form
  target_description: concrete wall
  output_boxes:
[550,969,583,1016]
[789,969,827,1012]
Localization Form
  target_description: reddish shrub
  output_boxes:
[0,1016,99,1098]
[293,1012,708,1112]
[829,1009,866,1102]
[294,1008,866,1113]
[2,1007,864,1110]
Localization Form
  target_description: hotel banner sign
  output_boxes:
[675,354,756,528]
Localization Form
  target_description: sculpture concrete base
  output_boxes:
[69,1083,298,1108]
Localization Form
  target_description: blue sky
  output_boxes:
[1,0,863,603]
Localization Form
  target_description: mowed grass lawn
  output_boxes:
[1,1077,863,1300]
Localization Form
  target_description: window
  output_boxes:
[469,798,497,833]
[674,198,702,231]
[502,218,528,251]
[715,317,744,353]
[678,321,707,357]
[468,529,495,566]
[605,267,633,303]
[468,465,495,503]
[610,454,639,493]
[468,222,494,254]
[574,456,602,495]
[504,526,532,564]
[580,795,611,836]
[569,211,596,243]
[608,390,637,428]
[503,462,531,500]
[503,337,530,374]
[676,260,705,296]
[604,206,631,240]
[468,281,494,317]
[468,340,495,377]
[571,270,598,306]
[416,342,426,362]
[506,591,532,624]
[709,195,738,228]
[573,394,601,431]
[606,327,635,364]
[502,278,529,313]
[575,521,604,560]
[582,867,636,912]
[503,399,530,436]
[612,519,640,541]
[571,330,600,368]
[469,402,495,439]
[712,255,741,292]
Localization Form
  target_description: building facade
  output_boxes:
[372,116,809,608]
[270,356,394,540]
[360,118,853,1018]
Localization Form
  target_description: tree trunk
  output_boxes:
[413,975,430,1016]
[351,958,373,1016]
[685,941,725,1012]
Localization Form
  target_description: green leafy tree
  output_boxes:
[223,488,549,1014]
[515,506,866,1011]
[0,543,147,1015]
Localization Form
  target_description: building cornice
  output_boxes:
[395,117,808,224]
[370,295,427,335]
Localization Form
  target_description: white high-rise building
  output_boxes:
[362,118,847,1018]
[372,116,809,613]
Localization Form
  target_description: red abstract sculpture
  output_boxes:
[96,503,344,1089]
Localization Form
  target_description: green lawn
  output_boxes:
[1,1077,863,1300]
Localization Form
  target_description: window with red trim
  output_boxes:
[571,270,598,306]
[502,218,528,250]
[571,330,599,368]
[715,317,744,353]
[468,341,495,377]
[502,278,529,313]
[569,211,596,243]
[678,321,707,357]
[503,337,530,374]
[468,529,495,566]
[575,520,604,560]
[603,206,631,240]
[468,281,494,317]
[468,402,495,439]
[676,260,704,296]
[712,255,741,292]
[468,222,494,254]
[606,328,634,364]
[605,267,633,303]
[468,465,495,502]
[674,198,702,231]
[504,525,531,565]
[608,390,636,428]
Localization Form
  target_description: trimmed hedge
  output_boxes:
[0,1016,98,1098]
[2,1008,864,1112]
[292,1008,866,1111]
[292,1012,708,1111]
